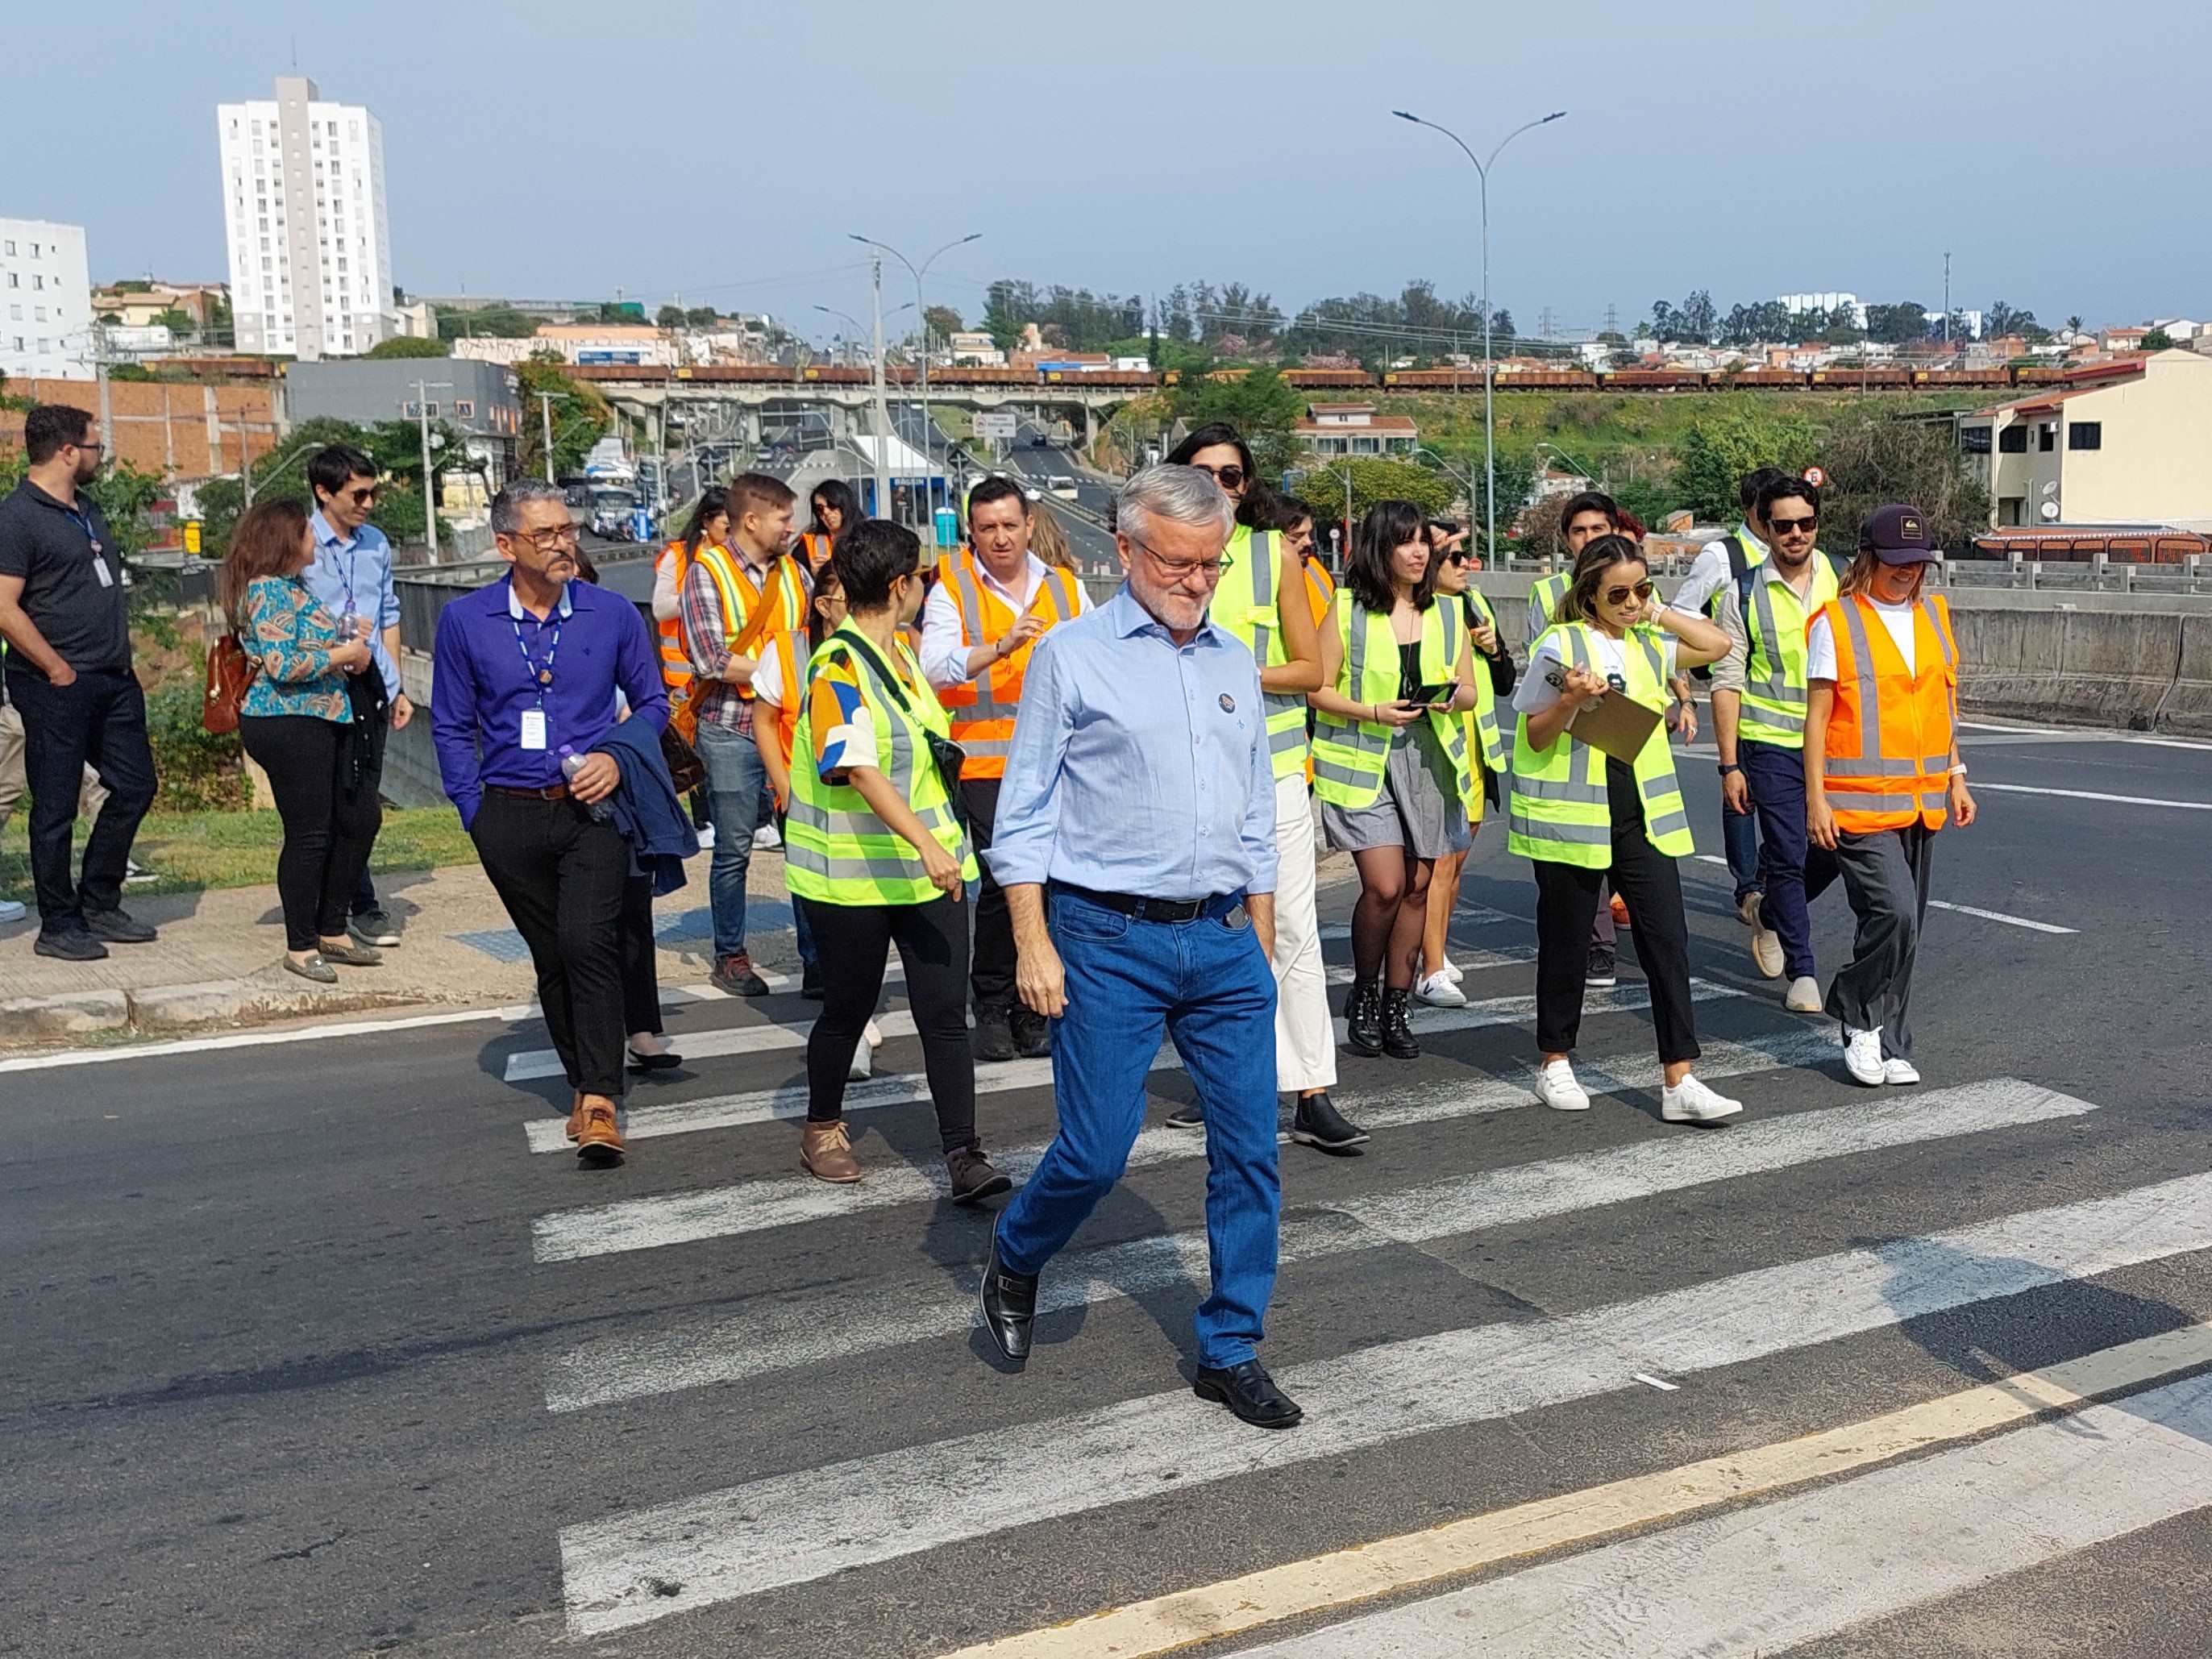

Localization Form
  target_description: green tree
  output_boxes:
[365,335,451,360]
[1295,457,1459,529]
[153,307,196,337]
[1172,367,1304,478]
[923,304,963,342]
[0,447,175,566]
[515,355,613,480]
[436,305,538,340]
[2142,328,2174,351]
[1863,300,1931,344]
[684,306,719,328]
[1671,403,1818,519]
[1812,409,1990,554]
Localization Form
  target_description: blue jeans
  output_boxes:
[1741,738,1840,981]
[696,720,767,959]
[995,886,1283,1369]
[1722,781,1762,904]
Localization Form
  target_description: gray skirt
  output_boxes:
[1321,721,1474,859]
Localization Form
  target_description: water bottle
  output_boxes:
[559,745,612,821]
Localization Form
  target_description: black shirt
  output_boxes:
[0,477,129,680]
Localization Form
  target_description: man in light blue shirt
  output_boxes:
[978,465,1302,1432]
[306,445,413,947]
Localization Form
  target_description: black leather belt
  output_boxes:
[1051,883,1237,924]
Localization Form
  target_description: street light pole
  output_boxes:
[852,231,981,530]
[869,261,890,518]
[1393,107,1566,566]
[536,391,558,483]
[411,378,452,561]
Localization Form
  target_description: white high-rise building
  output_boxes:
[216,75,393,359]
[0,218,93,383]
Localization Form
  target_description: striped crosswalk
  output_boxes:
[482,895,2211,1655]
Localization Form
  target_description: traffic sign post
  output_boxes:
[974,412,1017,443]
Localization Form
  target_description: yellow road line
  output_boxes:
[937,1322,2212,1659]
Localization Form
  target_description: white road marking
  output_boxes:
[1328,946,1537,985]
[1974,780,2212,811]
[557,1166,2210,1635]
[1630,1372,1679,1391]
[1690,854,2076,933]
[528,981,1745,1262]
[543,1062,2057,1411]
[2128,735,2212,751]
[505,1008,921,1083]
[1238,1374,2212,1657]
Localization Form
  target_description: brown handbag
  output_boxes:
[202,635,258,735]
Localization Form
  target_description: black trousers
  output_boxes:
[472,792,630,1097]
[620,875,663,1038]
[1533,759,1701,1064]
[797,892,976,1154]
[347,679,390,917]
[238,714,381,951]
[7,667,157,931]
[959,777,1015,1012]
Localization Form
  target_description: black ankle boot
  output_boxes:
[1381,986,1420,1059]
[1345,976,1384,1056]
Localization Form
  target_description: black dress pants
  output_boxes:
[1533,759,1701,1064]
[620,875,663,1039]
[8,667,157,931]
[238,713,380,951]
[959,777,1015,1012]
[472,792,630,1097]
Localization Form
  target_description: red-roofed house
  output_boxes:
[1295,402,1417,458]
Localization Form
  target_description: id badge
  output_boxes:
[91,559,113,589]
[520,709,548,750]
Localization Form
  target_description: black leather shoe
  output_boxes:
[83,907,156,945]
[1381,987,1420,1060]
[1193,1359,1304,1430]
[1291,1091,1370,1154]
[1344,977,1383,1056]
[1163,1103,1204,1129]
[1010,1006,1052,1060]
[34,927,108,963]
[978,1231,1037,1368]
[973,1006,1016,1063]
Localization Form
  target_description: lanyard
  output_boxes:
[510,611,563,696]
[62,501,103,558]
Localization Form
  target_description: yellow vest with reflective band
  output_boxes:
[1525,570,1570,644]
[1312,598,1474,812]
[1736,554,1841,750]
[691,543,809,698]
[1462,588,1508,774]
[785,624,978,907]
[1507,621,1693,868]
[1208,525,1310,781]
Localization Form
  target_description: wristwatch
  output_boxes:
[1717,763,1742,776]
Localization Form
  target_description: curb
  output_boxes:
[0,969,427,1049]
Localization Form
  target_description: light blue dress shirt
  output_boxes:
[984,584,1278,900]
[306,509,401,702]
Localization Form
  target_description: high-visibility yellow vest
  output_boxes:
[1208,525,1311,781]
[1736,554,1841,750]
[784,624,978,907]
[1462,588,1508,775]
[1312,597,1474,813]
[1525,570,1570,643]
[1507,621,1692,868]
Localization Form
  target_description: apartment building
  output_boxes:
[0,218,93,382]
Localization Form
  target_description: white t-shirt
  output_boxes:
[1806,597,1916,681]
[750,633,793,705]
[1513,627,1679,718]
[1667,522,1767,617]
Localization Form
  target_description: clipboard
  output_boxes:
[1569,688,1662,763]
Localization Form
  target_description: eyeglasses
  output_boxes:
[1767,514,1818,535]
[1191,463,1246,492]
[1602,580,1657,606]
[345,485,380,506]
[514,522,581,551]
[1129,533,1234,580]
[67,439,104,454]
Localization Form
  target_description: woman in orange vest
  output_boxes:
[799,479,860,576]
[1805,504,1977,1088]
[655,485,731,738]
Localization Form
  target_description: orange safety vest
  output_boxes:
[689,543,809,700]
[1814,591,1960,834]
[767,631,806,772]
[655,542,695,698]
[798,530,836,576]
[932,550,1083,779]
[1301,556,1337,784]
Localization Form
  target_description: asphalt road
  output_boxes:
[6,726,2212,1657]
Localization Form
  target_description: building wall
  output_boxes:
[0,218,94,382]
[2060,352,2212,523]
[0,378,281,479]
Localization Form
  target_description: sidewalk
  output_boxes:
[0,841,807,1047]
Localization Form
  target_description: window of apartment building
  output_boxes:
[29,275,40,291]
[32,306,44,322]
[1998,426,2027,453]
[6,306,18,321]
[27,243,39,258]
[455,400,475,419]
[2069,422,2102,451]
[2,240,12,255]
[1960,426,1991,454]
[2039,425,2056,452]
[10,337,20,352]
[5,275,15,289]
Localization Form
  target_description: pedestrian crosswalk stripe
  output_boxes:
[938,1323,2212,1659]
[1230,1370,2212,1658]
[1328,946,1537,985]
[527,982,1749,1262]
[504,1008,921,1083]
[555,1164,2212,1636]
[543,1071,2086,1412]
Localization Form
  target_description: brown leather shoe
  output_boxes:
[800,1120,861,1183]
[565,1091,585,1143]
[946,1144,1012,1205]
[574,1096,624,1165]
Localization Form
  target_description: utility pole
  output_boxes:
[537,391,558,482]
[869,256,891,520]
[1943,252,1952,347]
[412,378,452,561]
[92,325,114,470]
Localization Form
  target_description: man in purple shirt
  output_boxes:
[432,477,667,1165]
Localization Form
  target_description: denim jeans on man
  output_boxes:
[1721,789,1761,905]
[1740,737,1839,980]
[695,719,767,958]
[993,885,1282,1369]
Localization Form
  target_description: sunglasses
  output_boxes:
[1442,549,1470,566]
[1602,580,1657,606]
[1767,514,1817,535]
[1192,463,1246,492]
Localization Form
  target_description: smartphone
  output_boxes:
[1407,682,1460,709]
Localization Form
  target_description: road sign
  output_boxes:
[974,413,1017,442]
[1803,465,1827,487]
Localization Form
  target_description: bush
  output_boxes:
[144,666,250,813]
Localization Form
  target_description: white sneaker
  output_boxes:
[751,823,783,850]
[864,1017,884,1050]
[1784,975,1823,1013]
[1535,1058,1590,1112]
[1415,969,1467,1008]
[1661,1074,1743,1123]
[1437,958,1465,985]
[1744,895,1784,979]
[1844,1026,1886,1086]
[0,897,25,925]
[1883,1057,1921,1086]
[694,823,715,850]
[847,1043,872,1081]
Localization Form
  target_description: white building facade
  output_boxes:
[0,218,93,382]
[217,77,394,359]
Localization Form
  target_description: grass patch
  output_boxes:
[0,805,479,902]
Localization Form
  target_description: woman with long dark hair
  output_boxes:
[222,500,381,983]
[1309,500,1479,1065]
[801,479,862,575]
[1508,535,1738,1121]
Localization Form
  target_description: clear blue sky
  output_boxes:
[13,0,2207,340]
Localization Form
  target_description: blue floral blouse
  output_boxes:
[239,575,355,722]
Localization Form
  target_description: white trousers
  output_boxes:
[1270,770,1337,1095]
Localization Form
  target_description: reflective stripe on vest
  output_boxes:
[1738,555,1841,748]
[1507,622,1692,867]
[655,543,696,721]
[771,634,804,770]
[1210,527,1309,780]
[1311,598,1474,812]
[1525,571,1570,643]
[933,550,1082,778]
[1464,588,1508,773]
[1815,593,1958,834]
[785,627,979,905]
[691,545,808,700]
